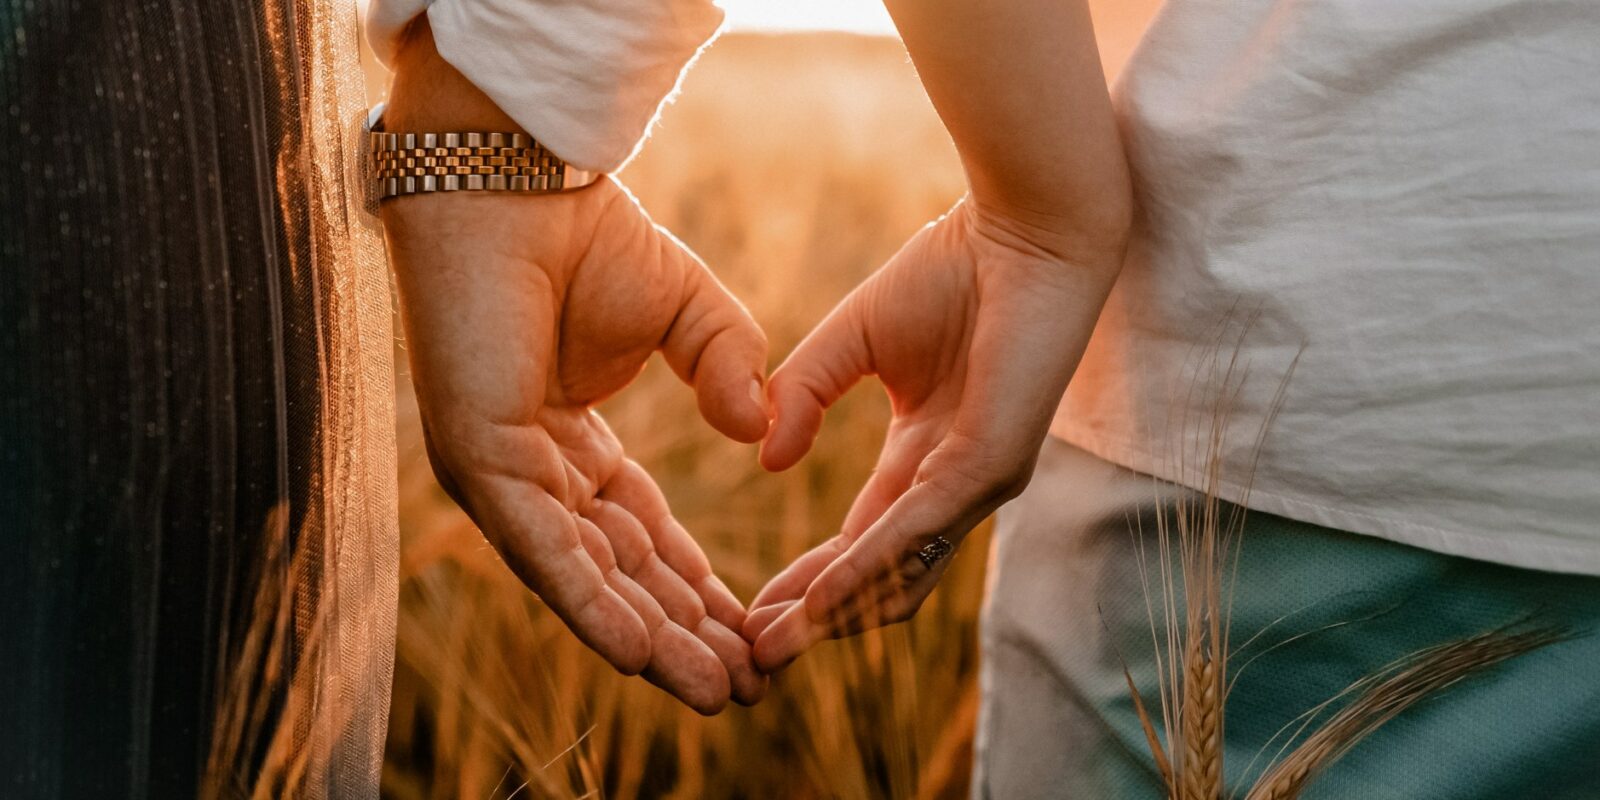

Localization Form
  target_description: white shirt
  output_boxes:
[366,0,1600,575]
[1056,0,1600,574]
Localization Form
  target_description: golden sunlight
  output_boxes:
[721,0,897,35]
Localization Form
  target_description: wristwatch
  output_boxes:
[367,103,599,201]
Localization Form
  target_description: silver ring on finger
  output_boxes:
[914,535,955,570]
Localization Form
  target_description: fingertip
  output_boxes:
[696,370,771,444]
[750,376,774,425]
[735,407,772,445]
[752,603,816,673]
[757,439,790,473]
[752,637,798,676]
[758,380,822,472]
[646,624,732,715]
[679,684,729,717]
[615,633,652,677]
[614,645,650,677]
[741,599,795,643]
[734,673,770,706]
[758,439,804,472]
[697,688,732,717]
[756,299,868,469]
[741,376,775,443]
[665,276,771,444]
[696,618,768,706]
[691,671,732,715]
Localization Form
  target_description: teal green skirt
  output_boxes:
[975,440,1600,799]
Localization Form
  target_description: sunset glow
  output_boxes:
[721,0,897,35]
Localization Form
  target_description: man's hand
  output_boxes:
[382,20,768,714]
[386,178,770,714]
[742,199,1124,672]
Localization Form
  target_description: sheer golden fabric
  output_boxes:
[0,0,396,796]
[247,1,399,796]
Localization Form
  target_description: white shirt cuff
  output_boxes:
[365,0,724,173]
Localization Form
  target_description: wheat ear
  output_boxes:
[1179,630,1223,800]
[1243,624,1570,800]
[1124,323,1270,800]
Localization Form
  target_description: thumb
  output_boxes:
[760,295,871,472]
[658,236,770,443]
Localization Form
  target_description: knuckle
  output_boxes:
[741,316,770,352]
[767,368,803,400]
[419,428,471,506]
[997,470,1033,503]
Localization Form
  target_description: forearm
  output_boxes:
[885,0,1131,256]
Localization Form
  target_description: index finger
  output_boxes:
[801,470,997,625]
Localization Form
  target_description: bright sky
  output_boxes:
[720,0,897,35]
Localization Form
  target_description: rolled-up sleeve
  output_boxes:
[366,0,724,172]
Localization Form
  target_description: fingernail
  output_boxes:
[749,378,771,418]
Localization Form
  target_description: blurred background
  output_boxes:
[363,3,1158,797]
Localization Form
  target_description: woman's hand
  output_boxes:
[742,199,1124,671]
[742,0,1131,671]
[382,19,768,713]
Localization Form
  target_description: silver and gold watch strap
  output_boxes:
[369,107,598,200]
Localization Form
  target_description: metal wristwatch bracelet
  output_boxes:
[368,103,599,201]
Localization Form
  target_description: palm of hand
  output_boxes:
[386,179,769,712]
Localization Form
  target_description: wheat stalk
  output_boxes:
[1124,325,1264,800]
[1131,474,1567,800]
[1123,331,1566,800]
[1242,624,1568,800]
[1128,485,1236,800]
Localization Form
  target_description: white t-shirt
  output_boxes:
[368,0,1600,575]
[1054,0,1600,574]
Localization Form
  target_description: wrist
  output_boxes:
[385,17,523,135]
[375,16,601,203]
[966,191,1130,275]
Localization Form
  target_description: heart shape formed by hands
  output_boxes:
[381,9,1127,714]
